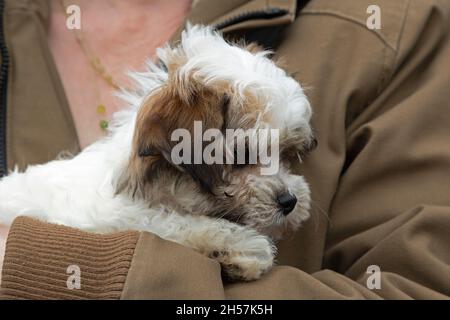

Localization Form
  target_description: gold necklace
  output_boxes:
[59,0,123,131]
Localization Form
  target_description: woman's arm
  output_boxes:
[0,217,225,299]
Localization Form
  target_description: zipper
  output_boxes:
[0,0,8,177]
[214,7,289,30]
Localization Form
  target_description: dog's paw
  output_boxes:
[209,234,275,281]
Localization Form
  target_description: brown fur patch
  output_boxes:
[127,68,232,195]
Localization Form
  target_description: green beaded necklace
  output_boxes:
[60,0,123,131]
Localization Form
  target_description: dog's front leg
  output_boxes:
[146,212,276,281]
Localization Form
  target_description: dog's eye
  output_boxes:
[233,146,251,168]
[138,145,160,158]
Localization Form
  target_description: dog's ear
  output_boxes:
[114,90,173,198]
[134,108,171,160]
[126,75,228,196]
[132,78,202,163]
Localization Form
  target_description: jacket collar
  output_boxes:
[12,0,297,41]
[170,0,297,42]
[6,0,51,28]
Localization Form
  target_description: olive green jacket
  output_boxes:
[1,0,450,299]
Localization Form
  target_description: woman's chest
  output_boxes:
[47,40,125,148]
[46,3,187,148]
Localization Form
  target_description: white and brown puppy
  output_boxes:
[0,25,315,280]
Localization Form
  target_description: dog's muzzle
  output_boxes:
[277,192,297,215]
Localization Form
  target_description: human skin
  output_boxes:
[48,0,192,148]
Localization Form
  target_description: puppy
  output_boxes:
[0,26,315,281]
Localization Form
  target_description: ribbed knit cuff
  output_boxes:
[0,217,139,300]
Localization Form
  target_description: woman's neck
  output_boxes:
[48,0,192,149]
[68,0,192,72]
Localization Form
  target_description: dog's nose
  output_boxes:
[277,192,297,215]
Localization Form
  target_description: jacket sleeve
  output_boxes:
[0,217,225,299]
